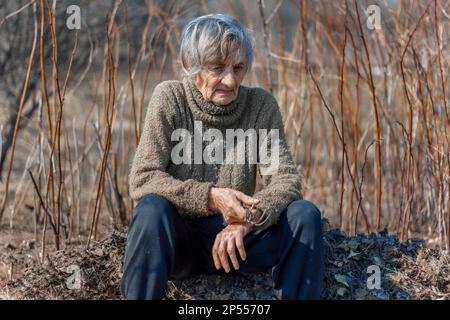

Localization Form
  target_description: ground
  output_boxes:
[1,222,449,300]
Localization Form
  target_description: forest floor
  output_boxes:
[1,221,449,300]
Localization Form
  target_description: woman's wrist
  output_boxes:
[242,222,254,235]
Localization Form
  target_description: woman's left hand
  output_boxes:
[212,223,253,273]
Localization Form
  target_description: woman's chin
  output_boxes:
[212,95,237,106]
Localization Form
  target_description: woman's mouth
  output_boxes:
[215,89,232,95]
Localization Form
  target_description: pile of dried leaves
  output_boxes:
[1,231,125,300]
[1,225,449,300]
[322,228,449,300]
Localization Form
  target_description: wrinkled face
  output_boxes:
[194,53,247,106]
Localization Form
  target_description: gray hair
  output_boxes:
[178,14,254,77]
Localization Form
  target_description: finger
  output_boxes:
[226,199,247,222]
[235,234,247,261]
[225,212,241,225]
[224,206,245,224]
[212,235,221,270]
[223,210,242,225]
[227,238,240,271]
[218,239,231,273]
[234,205,247,222]
[247,208,263,224]
[234,191,260,206]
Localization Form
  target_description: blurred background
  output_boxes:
[0,0,448,265]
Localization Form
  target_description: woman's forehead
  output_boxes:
[207,50,246,66]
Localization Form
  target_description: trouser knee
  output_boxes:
[130,194,175,240]
[285,199,323,237]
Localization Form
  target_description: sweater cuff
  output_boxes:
[192,181,216,215]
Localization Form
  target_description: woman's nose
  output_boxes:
[220,69,237,88]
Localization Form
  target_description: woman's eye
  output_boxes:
[234,65,244,72]
[212,66,224,73]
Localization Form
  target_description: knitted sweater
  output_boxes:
[129,74,303,232]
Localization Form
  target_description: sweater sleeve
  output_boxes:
[129,82,215,216]
[251,92,304,233]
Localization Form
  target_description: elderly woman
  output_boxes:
[121,14,324,300]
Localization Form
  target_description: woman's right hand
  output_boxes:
[208,187,260,225]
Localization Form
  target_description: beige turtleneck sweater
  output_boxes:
[129,75,303,233]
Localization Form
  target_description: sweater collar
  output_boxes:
[182,74,246,128]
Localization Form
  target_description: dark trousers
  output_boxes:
[121,193,325,300]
